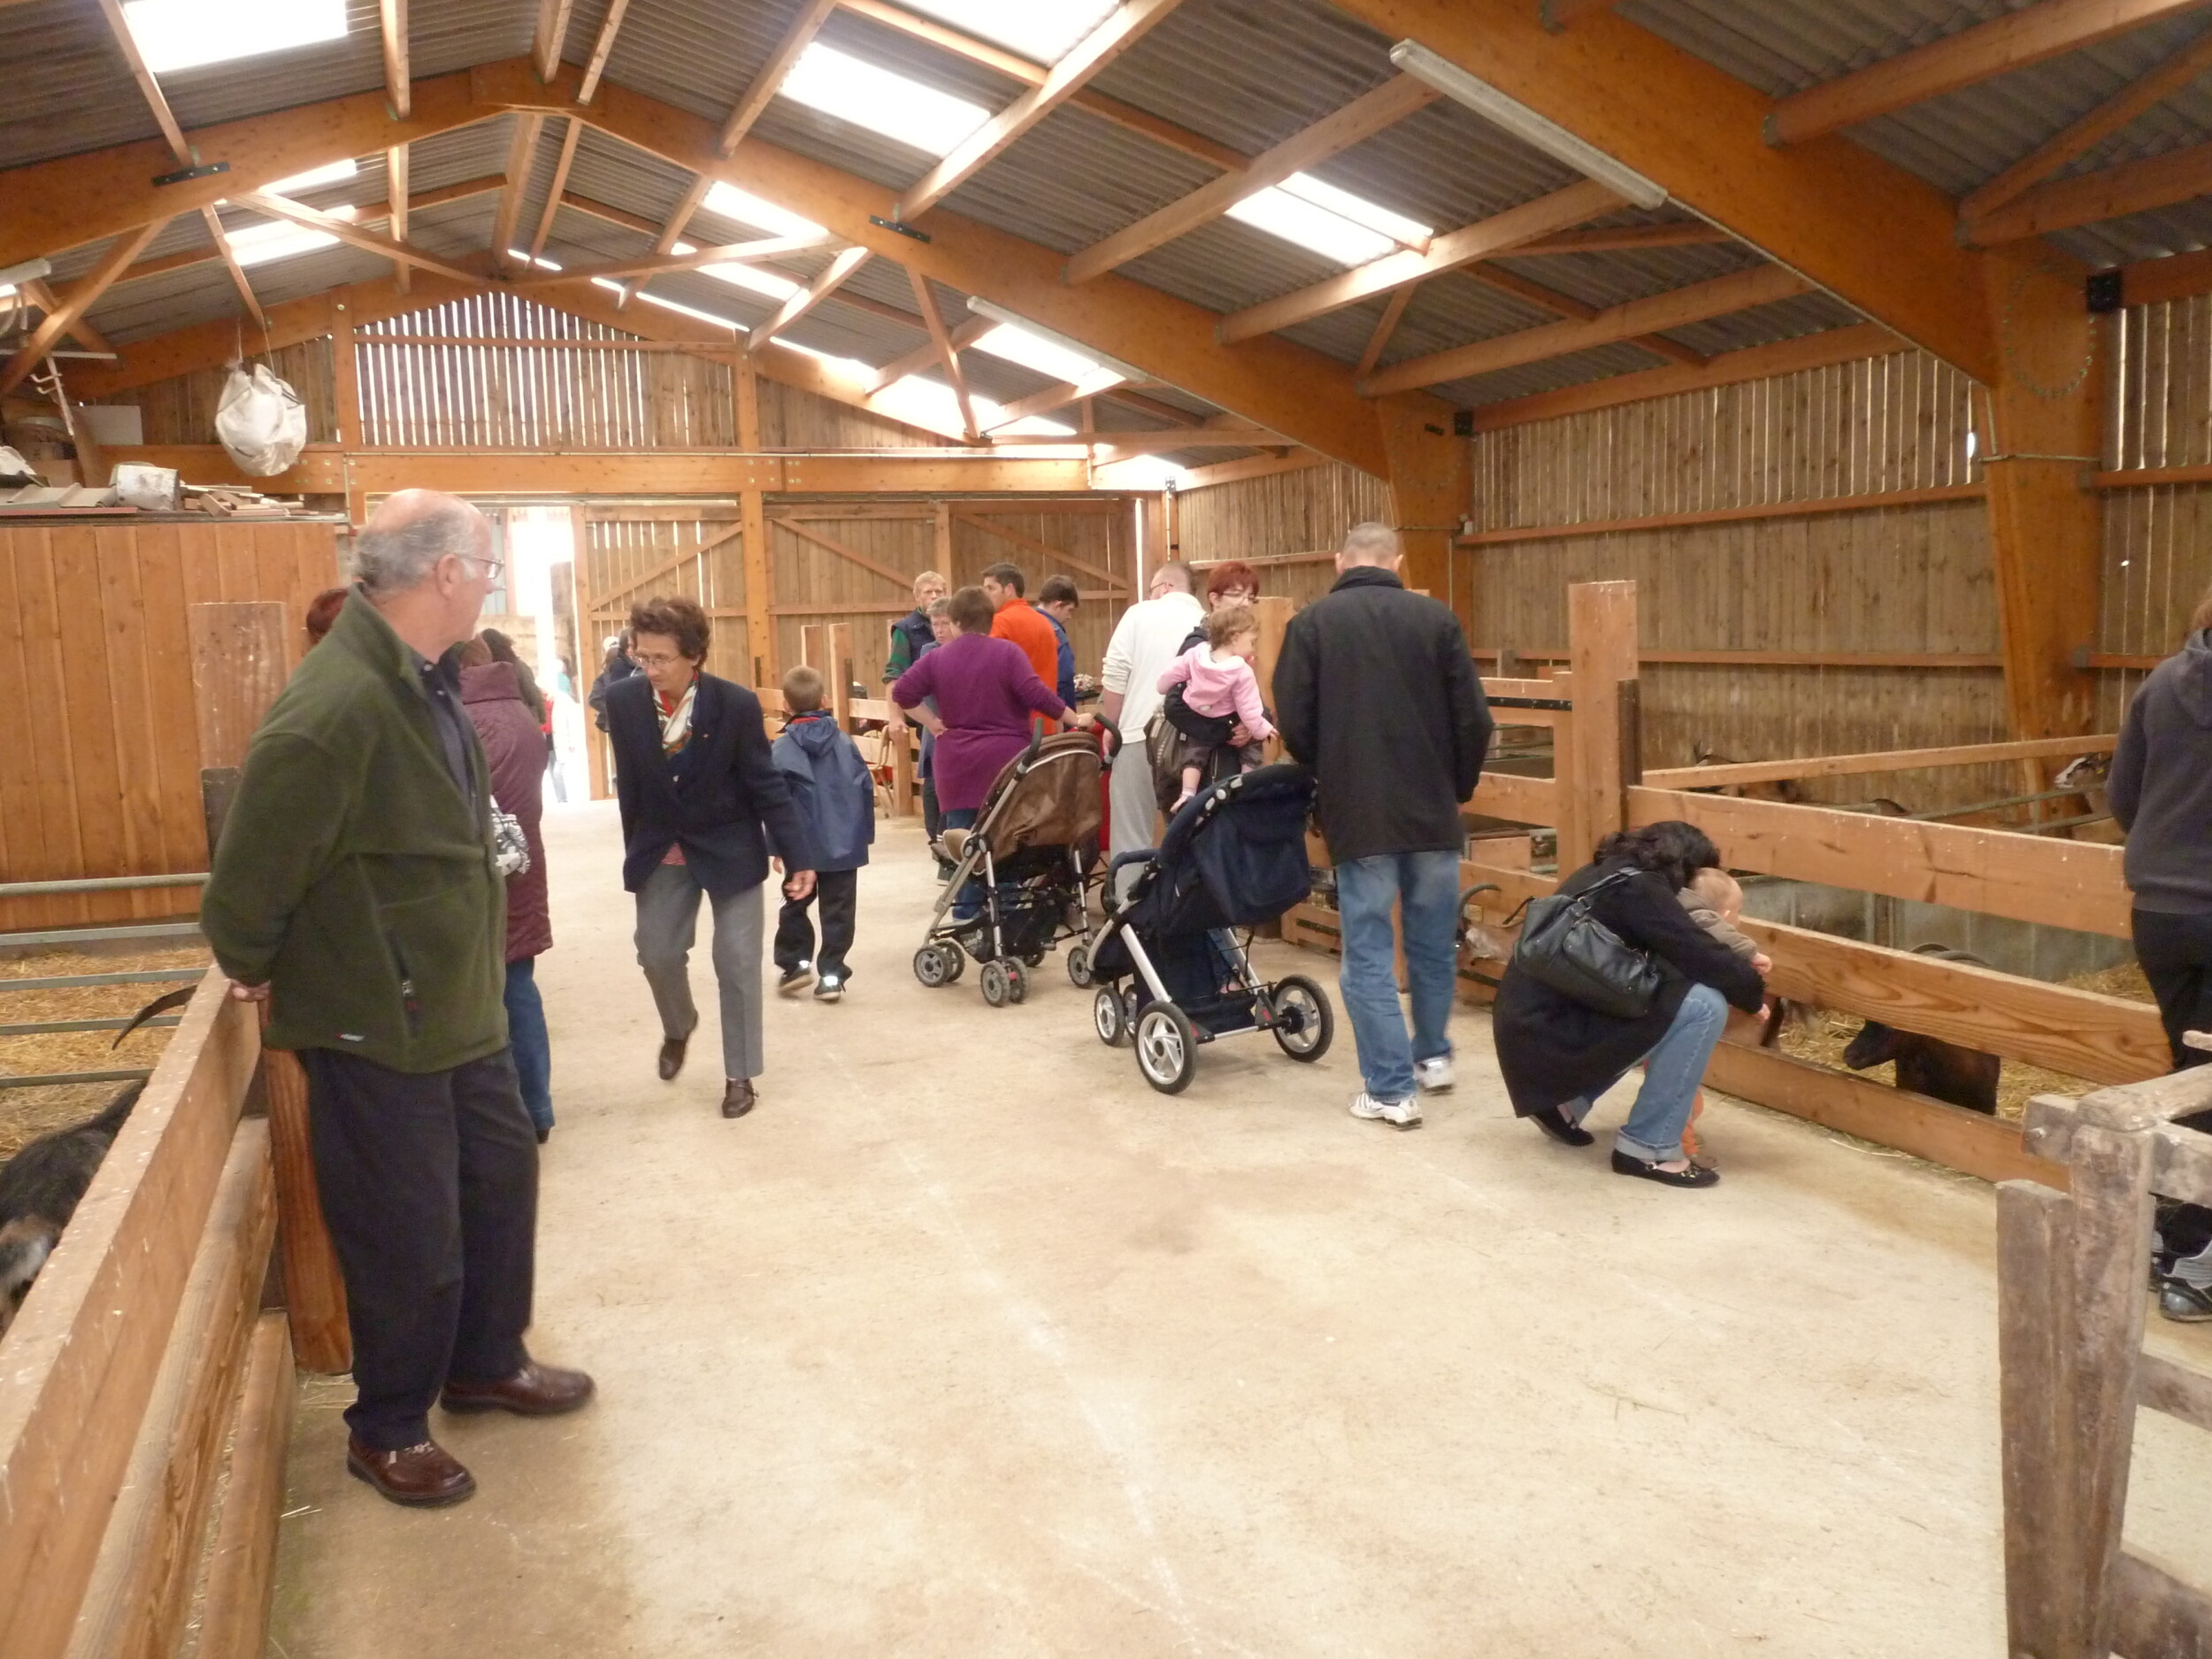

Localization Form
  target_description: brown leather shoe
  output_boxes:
[441,1360,596,1417]
[721,1077,757,1118]
[657,1022,695,1081]
[346,1436,476,1507]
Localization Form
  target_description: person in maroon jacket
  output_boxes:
[458,637,557,1142]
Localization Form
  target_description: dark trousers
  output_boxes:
[922,774,942,841]
[503,957,553,1133]
[2133,908,2212,1071]
[774,867,859,982]
[299,1047,539,1450]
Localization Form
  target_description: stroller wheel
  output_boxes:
[1133,1003,1199,1094]
[1268,974,1334,1063]
[1093,985,1129,1046]
[1066,943,1094,987]
[1004,960,1028,1004]
[1021,948,1047,969]
[912,944,956,987]
[979,958,1011,1007]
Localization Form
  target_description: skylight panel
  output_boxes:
[780,43,991,157]
[1225,181,1402,268]
[774,339,879,380]
[635,291,747,331]
[226,219,339,267]
[700,183,826,242]
[672,243,802,302]
[1277,173,1431,247]
[992,414,1079,437]
[972,323,1103,385]
[123,0,348,73]
[506,250,564,271]
[265,158,357,196]
[899,1,1119,65]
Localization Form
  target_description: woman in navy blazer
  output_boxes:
[606,595,817,1120]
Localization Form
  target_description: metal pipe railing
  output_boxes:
[0,872,208,897]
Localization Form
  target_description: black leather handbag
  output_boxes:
[1508,869,1662,1018]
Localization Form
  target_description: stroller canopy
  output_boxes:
[974,729,1104,860]
[1144,764,1317,933]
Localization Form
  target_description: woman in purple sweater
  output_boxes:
[892,585,1082,840]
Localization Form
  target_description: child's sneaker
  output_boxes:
[813,974,845,1004]
[777,964,813,995]
[1349,1092,1421,1130]
[1414,1056,1455,1094]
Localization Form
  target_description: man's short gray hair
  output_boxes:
[351,499,485,595]
[1150,561,1194,594]
[1340,522,1402,565]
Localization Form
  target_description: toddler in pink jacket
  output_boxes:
[1156,603,1275,808]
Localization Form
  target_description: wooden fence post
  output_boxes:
[1562,580,1638,868]
[1998,1178,2085,1657]
[190,601,352,1375]
[827,619,854,727]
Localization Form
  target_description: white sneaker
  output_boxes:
[1349,1092,1422,1130]
[1415,1056,1455,1094]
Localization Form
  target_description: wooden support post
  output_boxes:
[331,317,359,449]
[933,497,954,581]
[1998,1179,2085,1658]
[889,718,915,818]
[1141,493,1169,580]
[1562,581,1636,870]
[737,358,775,687]
[189,600,351,1376]
[1256,594,1294,763]
[1376,392,1472,633]
[826,619,853,726]
[1549,666,1580,871]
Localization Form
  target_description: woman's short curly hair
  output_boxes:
[627,594,710,662]
[1593,819,1722,892]
[1206,559,1259,601]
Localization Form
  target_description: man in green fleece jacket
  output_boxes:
[202,490,593,1509]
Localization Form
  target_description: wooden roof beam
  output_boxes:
[577,0,632,101]
[1964,27,2212,219]
[490,114,544,272]
[380,0,410,116]
[1064,73,1437,283]
[862,314,989,393]
[533,0,575,84]
[1216,178,1620,342]
[1101,386,1203,426]
[1,221,165,396]
[1356,283,1417,377]
[1540,0,1617,26]
[19,281,113,353]
[893,0,1190,222]
[527,119,581,259]
[1361,262,1804,396]
[388,143,411,292]
[719,0,837,156]
[1767,0,2212,146]
[981,367,1128,432]
[747,245,871,353]
[996,426,1279,450]
[1510,222,1734,255]
[1962,135,2212,243]
[1460,262,1706,366]
[1326,1,1995,380]
[834,0,1250,174]
[906,266,980,441]
[230,192,481,284]
[515,231,833,287]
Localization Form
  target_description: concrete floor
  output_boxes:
[264,801,2182,1657]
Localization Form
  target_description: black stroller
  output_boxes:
[1087,763,1334,1094]
[911,724,1117,1008]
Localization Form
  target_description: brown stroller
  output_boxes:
[911,726,1116,1007]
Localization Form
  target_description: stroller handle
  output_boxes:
[1091,711,1122,762]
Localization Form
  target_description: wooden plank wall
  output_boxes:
[2099,289,2212,724]
[0,520,341,932]
[1174,462,1394,608]
[97,339,338,446]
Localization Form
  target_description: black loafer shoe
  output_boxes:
[722,1078,757,1119]
[1610,1149,1720,1188]
[2161,1279,2212,1323]
[1531,1105,1595,1148]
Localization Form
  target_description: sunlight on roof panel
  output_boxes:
[1278,173,1431,247]
[1224,171,1431,268]
[972,323,1102,385]
[123,0,348,73]
[227,219,339,267]
[701,183,826,242]
[636,290,747,330]
[879,374,1073,438]
[506,249,564,271]
[265,158,357,195]
[780,42,991,157]
[899,0,1119,65]
[775,339,879,380]
[673,242,803,302]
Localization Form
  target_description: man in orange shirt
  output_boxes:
[982,563,1060,689]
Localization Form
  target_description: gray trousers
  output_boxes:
[634,862,764,1082]
[1108,741,1161,900]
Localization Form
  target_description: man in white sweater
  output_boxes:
[1097,562,1204,885]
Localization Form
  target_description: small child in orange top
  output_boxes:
[1676,867,1775,1164]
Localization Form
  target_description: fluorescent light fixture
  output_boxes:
[964,299,1146,383]
[898,0,1118,65]
[123,0,348,73]
[1388,40,1667,211]
[1226,185,1398,266]
[699,182,826,242]
[635,290,747,330]
[506,249,564,271]
[226,219,339,267]
[780,42,991,157]
[0,257,51,288]
[672,242,801,302]
[1278,173,1431,247]
[972,323,1110,386]
[265,157,357,195]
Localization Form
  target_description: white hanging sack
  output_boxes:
[213,364,309,476]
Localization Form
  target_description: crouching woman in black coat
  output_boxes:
[1494,821,1767,1190]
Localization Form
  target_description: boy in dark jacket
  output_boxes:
[771,665,876,1002]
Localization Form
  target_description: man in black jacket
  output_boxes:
[1275,523,1492,1130]
[608,595,818,1121]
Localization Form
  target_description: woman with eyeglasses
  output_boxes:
[603,595,817,1122]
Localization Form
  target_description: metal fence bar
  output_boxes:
[0,1017,184,1038]
[0,923,204,949]
[0,873,208,898]
[0,969,208,992]
[0,1069,152,1089]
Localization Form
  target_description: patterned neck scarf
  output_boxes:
[655,673,699,757]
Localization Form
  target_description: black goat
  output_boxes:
[1840,944,2001,1114]
[0,1081,142,1338]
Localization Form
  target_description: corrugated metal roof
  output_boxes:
[1440,340,1672,411]
[941,108,1221,256]
[565,124,695,226]
[596,0,810,128]
[0,0,159,169]
[83,263,242,346]
[1661,289,1861,357]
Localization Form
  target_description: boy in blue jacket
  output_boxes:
[770,664,875,1002]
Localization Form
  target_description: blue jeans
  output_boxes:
[1563,982,1728,1162]
[503,957,553,1133]
[1335,849,1463,1102]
